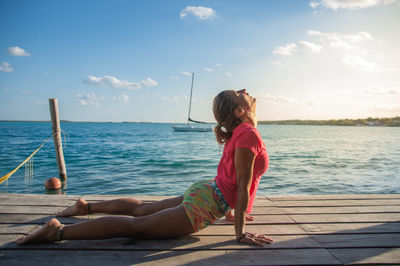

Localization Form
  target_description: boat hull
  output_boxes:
[172,126,213,132]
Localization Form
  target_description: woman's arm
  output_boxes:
[234,147,255,239]
[234,147,273,246]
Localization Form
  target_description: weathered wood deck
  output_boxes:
[0,193,399,265]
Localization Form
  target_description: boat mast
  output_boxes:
[187,72,194,124]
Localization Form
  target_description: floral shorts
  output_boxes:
[182,180,231,232]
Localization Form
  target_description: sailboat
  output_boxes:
[172,73,213,132]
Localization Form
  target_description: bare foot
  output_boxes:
[17,218,61,245]
[56,198,88,217]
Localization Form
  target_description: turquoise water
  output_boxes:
[0,122,399,195]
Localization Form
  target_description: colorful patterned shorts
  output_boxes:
[182,180,231,232]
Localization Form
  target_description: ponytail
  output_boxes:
[213,91,242,145]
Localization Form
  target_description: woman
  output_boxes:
[17,89,273,247]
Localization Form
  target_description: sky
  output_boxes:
[0,0,399,123]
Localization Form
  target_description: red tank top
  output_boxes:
[214,123,269,213]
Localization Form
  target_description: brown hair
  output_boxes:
[213,90,242,145]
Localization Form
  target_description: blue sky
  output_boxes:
[1,0,399,122]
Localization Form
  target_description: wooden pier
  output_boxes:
[0,193,399,265]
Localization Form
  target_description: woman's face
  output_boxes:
[229,89,257,112]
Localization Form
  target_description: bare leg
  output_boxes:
[56,196,183,217]
[18,205,194,245]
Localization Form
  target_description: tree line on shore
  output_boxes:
[258,116,400,127]
[2,116,399,126]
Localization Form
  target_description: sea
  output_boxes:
[0,121,399,196]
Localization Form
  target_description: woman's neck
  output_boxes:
[243,113,257,128]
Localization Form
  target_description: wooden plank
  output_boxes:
[11,221,307,236]
[0,249,342,265]
[0,193,81,200]
[5,235,321,250]
[214,214,295,224]
[0,224,37,234]
[245,206,286,215]
[195,224,309,236]
[249,197,276,207]
[289,213,400,223]
[272,199,400,207]
[0,234,24,248]
[82,195,173,201]
[312,233,400,248]
[328,247,400,265]
[0,195,81,206]
[300,222,400,234]
[0,214,47,224]
[279,205,400,214]
[16,223,309,237]
[268,194,400,200]
[0,205,65,214]
[5,233,399,251]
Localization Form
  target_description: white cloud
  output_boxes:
[113,94,130,103]
[181,71,192,76]
[168,76,180,80]
[364,87,399,95]
[258,93,299,104]
[273,43,298,56]
[299,41,324,52]
[4,88,9,91]
[7,46,31,56]
[310,1,321,8]
[216,63,221,67]
[180,6,216,20]
[308,30,372,49]
[140,78,158,87]
[76,93,101,107]
[20,90,32,95]
[274,30,381,72]
[84,75,158,90]
[258,93,317,106]
[203,67,214,72]
[225,72,232,77]
[342,55,382,72]
[310,0,382,10]
[0,61,13,72]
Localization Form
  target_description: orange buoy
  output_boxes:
[44,177,62,189]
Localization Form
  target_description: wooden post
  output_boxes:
[49,98,67,181]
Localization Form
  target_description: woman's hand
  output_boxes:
[238,232,273,246]
[225,210,254,222]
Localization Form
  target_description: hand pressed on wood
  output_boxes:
[238,232,273,247]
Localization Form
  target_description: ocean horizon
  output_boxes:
[0,121,399,196]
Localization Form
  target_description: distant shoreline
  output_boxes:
[1,116,399,127]
[259,116,400,127]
